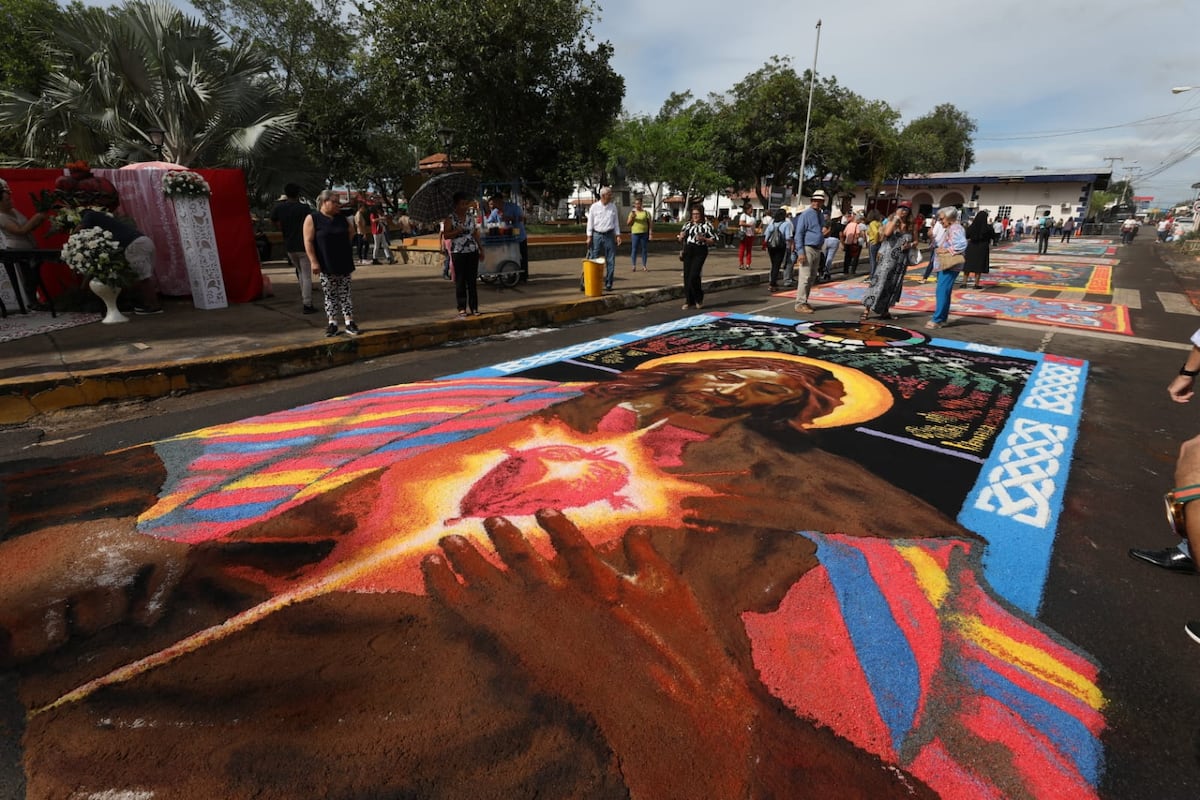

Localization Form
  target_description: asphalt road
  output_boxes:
[3,238,1200,797]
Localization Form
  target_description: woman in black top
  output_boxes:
[962,211,991,290]
[676,205,717,309]
[304,190,359,337]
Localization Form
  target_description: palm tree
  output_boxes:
[0,0,296,169]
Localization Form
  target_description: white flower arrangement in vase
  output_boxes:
[162,170,211,198]
[60,226,136,287]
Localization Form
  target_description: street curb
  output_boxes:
[0,273,765,424]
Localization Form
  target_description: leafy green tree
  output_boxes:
[898,103,977,173]
[0,0,59,95]
[362,0,623,195]
[1086,189,1116,219]
[649,92,728,210]
[0,0,296,173]
[709,58,808,207]
[601,114,672,215]
[0,0,63,159]
[192,0,378,194]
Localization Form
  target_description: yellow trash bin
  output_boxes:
[582,258,606,297]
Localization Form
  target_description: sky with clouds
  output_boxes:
[588,0,1200,207]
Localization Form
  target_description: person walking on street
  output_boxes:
[586,187,621,291]
[371,206,395,265]
[1061,216,1076,243]
[1129,328,1200,577]
[269,183,318,314]
[820,215,842,281]
[763,208,790,293]
[962,210,991,290]
[736,201,757,270]
[790,190,827,314]
[354,202,371,264]
[840,212,863,276]
[627,196,651,272]
[304,190,359,337]
[927,208,967,329]
[677,204,717,309]
[393,208,412,264]
[443,192,483,318]
[861,200,916,322]
[1037,211,1052,255]
[865,209,883,280]
[922,212,944,283]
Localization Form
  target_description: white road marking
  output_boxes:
[1156,292,1200,316]
[1112,288,1142,309]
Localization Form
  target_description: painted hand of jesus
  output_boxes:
[421,509,932,799]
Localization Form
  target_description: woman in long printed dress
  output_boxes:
[860,201,916,321]
[676,204,717,309]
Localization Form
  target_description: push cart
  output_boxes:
[478,228,522,288]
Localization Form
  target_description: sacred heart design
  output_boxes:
[456,445,632,520]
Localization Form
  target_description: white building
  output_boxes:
[855,167,1112,222]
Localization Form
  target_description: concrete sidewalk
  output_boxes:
[0,247,774,423]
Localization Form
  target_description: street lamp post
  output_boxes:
[146,127,166,161]
[437,126,455,172]
[796,19,821,205]
[1171,86,1197,94]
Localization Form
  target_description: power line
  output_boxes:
[976,107,1200,142]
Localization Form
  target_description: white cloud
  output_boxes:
[590,0,1200,202]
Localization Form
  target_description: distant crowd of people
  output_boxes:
[266,183,1110,335]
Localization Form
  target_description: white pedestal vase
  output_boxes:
[89,279,129,324]
[170,194,228,309]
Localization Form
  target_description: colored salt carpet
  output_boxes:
[803,281,1131,334]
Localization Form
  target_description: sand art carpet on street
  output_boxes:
[805,281,1132,334]
[1001,240,1117,257]
[1,314,1104,798]
[909,262,1113,292]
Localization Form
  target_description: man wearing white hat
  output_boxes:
[788,190,827,313]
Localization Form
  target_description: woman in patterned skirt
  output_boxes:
[304,189,360,337]
[861,201,916,321]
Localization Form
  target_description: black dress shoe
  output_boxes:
[1128,546,1196,573]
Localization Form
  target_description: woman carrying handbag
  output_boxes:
[926,207,967,330]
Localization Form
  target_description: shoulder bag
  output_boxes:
[935,228,965,271]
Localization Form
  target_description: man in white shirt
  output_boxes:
[586,187,622,291]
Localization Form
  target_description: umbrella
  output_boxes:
[407,172,480,223]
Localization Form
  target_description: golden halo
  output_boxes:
[635,350,893,429]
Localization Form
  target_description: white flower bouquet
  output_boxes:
[61,226,137,287]
[47,205,84,235]
[162,170,211,198]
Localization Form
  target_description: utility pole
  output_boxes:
[796,19,821,205]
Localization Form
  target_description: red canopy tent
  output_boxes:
[0,166,262,304]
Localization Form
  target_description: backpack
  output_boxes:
[767,222,786,248]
